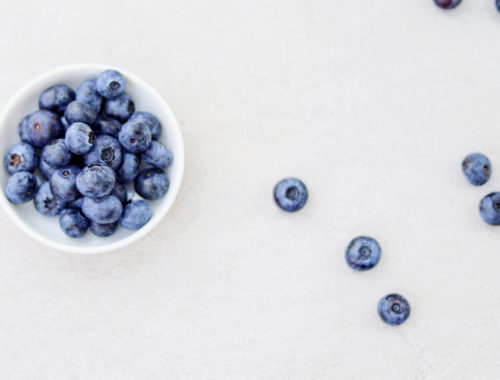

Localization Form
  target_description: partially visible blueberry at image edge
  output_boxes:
[345,236,381,271]
[273,178,308,212]
[378,294,411,326]
[433,0,462,10]
[462,153,491,186]
[497,0,500,12]
[479,192,500,225]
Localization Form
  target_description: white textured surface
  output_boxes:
[0,0,499,379]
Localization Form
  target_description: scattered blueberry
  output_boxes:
[128,111,162,140]
[4,142,38,174]
[75,79,102,113]
[90,221,118,237]
[41,138,72,168]
[462,153,491,186]
[34,181,66,216]
[50,165,81,201]
[118,120,152,153]
[65,123,95,155]
[135,168,169,200]
[479,192,500,225]
[142,141,172,168]
[116,152,140,184]
[59,208,89,238]
[84,134,122,170]
[39,85,75,114]
[273,178,308,212]
[82,195,123,224]
[76,163,116,197]
[26,110,64,148]
[18,115,31,143]
[111,182,127,204]
[39,159,57,180]
[345,236,382,271]
[96,70,126,99]
[120,200,151,230]
[93,115,122,138]
[378,294,411,326]
[5,171,37,204]
[104,93,135,122]
[433,0,461,9]
[64,101,97,125]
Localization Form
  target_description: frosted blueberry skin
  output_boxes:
[378,294,410,326]
[273,178,308,212]
[84,135,122,170]
[59,208,89,238]
[90,221,118,237]
[39,85,75,114]
[93,116,122,138]
[462,153,491,186]
[120,200,151,230]
[50,165,81,202]
[41,138,72,168]
[26,110,64,148]
[479,192,500,225]
[65,123,95,155]
[111,182,127,205]
[64,101,97,125]
[142,141,173,168]
[76,163,116,198]
[128,111,162,140]
[433,0,461,9]
[75,79,103,113]
[118,120,152,153]
[96,70,126,99]
[18,115,31,143]
[104,93,135,122]
[39,160,57,180]
[4,142,38,174]
[135,168,169,200]
[34,181,66,217]
[82,195,123,224]
[116,153,140,184]
[5,171,37,204]
[345,236,381,271]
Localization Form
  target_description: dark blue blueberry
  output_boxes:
[116,152,140,184]
[68,197,83,209]
[142,141,172,168]
[84,134,122,170]
[26,110,64,148]
[104,93,135,122]
[90,221,118,237]
[462,153,491,186]
[4,171,37,204]
[118,120,152,153]
[273,178,308,212]
[479,192,500,225]
[39,85,75,114]
[64,101,97,125]
[60,116,70,130]
[75,79,103,113]
[93,115,122,138]
[34,181,66,216]
[120,200,151,230]
[41,138,72,168]
[345,236,381,271]
[65,122,95,155]
[497,0,500,12]
[4,142,38,174]
[128,111,162,140]
[18,115,31,143]
[96,70,126,99]
[76,163,116,197]
[59,208,89,238]
[111,182,127,204]
[50,165,81,201]
[135,168,169,200]
[82,195,123,224]
[434,0,461,9]
[39,159,57,180]
[378,294,411,326]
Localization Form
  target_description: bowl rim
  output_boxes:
[0,63,185,254]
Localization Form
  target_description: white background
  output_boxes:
[0,0,499,379]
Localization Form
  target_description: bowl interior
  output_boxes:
[0,64,184,254]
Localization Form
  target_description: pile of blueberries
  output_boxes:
[4,69,172,238]
[273,178,410,326]
[434,0,500,12]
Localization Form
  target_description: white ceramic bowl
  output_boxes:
[0,64,184,254]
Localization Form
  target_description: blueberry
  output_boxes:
[120,200,151,230]
[96,70,126,99]
[479,192,500,225]
[41,138,72,168]
[4,171,37,204]
[462,153,491,186]
[64,101,97,125]
[34,181,66,216]
[50,165,81,201]
[4,142,38,174]
[39,159,57,180]
[26,110,64,148]
[497,0,500,12]
[378,294,411,326]
[93,115,122,138]
[39,85,75,114]
[273,178,308,212]
[118,120,152,153]
[433,0,461,9]
[128,111,162,140]
[18,115,31,143]
[90,221,118,237]
[82,195,123,224]
[345,236,381,271]
[104,93,135,122]
[65,122,95,155]
[59,208,89,238]
[142,141,172,168]
[76,163,116,197]
[84,135,122,170]
[111,182,127,204]
[135,168,169,200]
[60,116,70,130]
[75,79,103,113]
[116,152,140,184]
[68,196,83,209]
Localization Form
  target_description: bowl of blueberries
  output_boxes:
[0,64,184,254]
